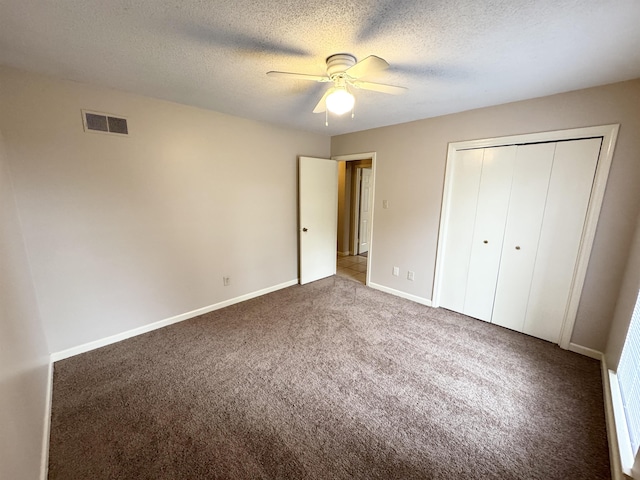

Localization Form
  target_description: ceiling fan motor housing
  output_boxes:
[326,54,356,78]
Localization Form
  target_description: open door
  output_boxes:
[299,156,338,285]
[358,167,373,254]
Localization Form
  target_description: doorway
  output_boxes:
[335,156,374,285]
[298,152,376,286]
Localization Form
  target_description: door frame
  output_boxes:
[432,124,619,350]
[349,163,373,256]
[333,152,377,286]
[351,166,363,255]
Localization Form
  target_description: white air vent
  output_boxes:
[82,110,128,135]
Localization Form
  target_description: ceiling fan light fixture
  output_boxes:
[325,87,355,115]
[267,53,405,120]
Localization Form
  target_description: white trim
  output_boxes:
[40,360,53,480]
[352,167,363,256]
[558,125,619,348]
[51,279,298,361]
[451,124,618,150]
[432,124,619,351]
[331,152,375,162]
[368,282,432,307]
[332,152,377,287]
[567,342,603,360]
[603,358,635,480]
[431,140,461,309]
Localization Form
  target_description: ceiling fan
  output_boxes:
[267,54,407,120]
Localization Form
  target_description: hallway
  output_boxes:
[336,255,367,285]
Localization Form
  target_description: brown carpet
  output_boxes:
[48,276,610,479]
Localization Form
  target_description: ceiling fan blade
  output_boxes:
[267,71,331,82]
[312,88,334,113]
[345,55,389,79]
[350,80,407,95]
[175,22,311,57]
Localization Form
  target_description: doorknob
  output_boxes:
[483,240,488,244]
[302,228,308,232]
[515,246,521,250]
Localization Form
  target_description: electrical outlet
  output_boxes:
[383,200,389,209]
[223,276,231,286]
[393,266,399,276]
[407,271,415,281]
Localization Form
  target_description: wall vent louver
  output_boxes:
[82,110,128,135]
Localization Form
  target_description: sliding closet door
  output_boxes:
[438,149,484,312]
[523,138,602,342]
[491,143,555,332]
[463,146,516,321]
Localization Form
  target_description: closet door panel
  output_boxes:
[491,143,555,332]
[463,146,517,321]
[523,138,602,342]
[439,149,484,312]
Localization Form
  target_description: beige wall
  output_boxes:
[606,212,640,367]
[332,79,640,352]
[0,66,330,354]
[0,129,50,479]
[2,62,638,361]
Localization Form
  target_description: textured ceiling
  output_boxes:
[1,0,640,136]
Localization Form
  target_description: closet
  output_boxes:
[437,137,602,343]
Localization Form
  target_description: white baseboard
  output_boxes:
[40,359,53,480]
[602,357,635,480]
[368,282,432,307]
[567,342,603,360]
[50,279,298,362]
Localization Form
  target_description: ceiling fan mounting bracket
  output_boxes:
[326,53,356,79]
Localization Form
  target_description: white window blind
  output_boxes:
[618,288,640,456]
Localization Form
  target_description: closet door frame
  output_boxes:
[432,124,619,350]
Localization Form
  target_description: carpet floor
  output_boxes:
[48,276,610,479]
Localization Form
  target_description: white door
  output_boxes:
[491,143,555,332]
[438,138,603,343]
[438,148,484,312]
[523,138,602,342]
[463,146,517,321]
[435,126,617,347]
[299,156,338,285]
[358,167,373,254]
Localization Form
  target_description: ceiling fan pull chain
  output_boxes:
[325,109,329,127]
